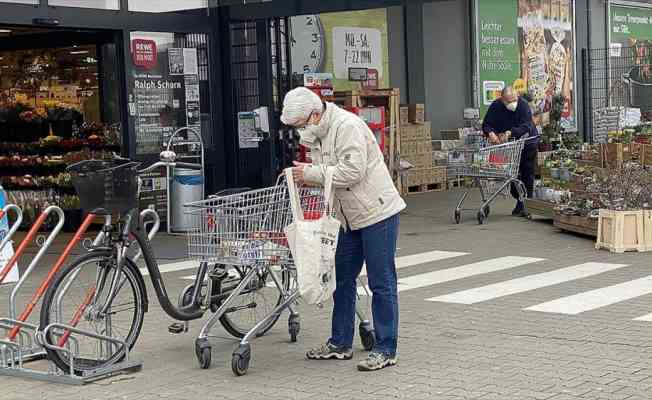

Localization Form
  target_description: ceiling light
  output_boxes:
[0,29,11,34]
[70,50,89,55]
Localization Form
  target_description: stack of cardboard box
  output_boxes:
[399,104,446,193]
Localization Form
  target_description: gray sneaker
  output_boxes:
[306,342,353,360]
[357,352,397,371]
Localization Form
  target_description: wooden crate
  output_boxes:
[599,143,640,169]
[404,167,446,194]
[399,105,409,126]
[641,144,652,166]
[404,152,432,168]
[405,169,423,187]
[400,124,420,142]
[407,103,425,124]
[596,209,647,253]
[553,211,598,237]
[407,182,445,194]
[525,199,554,219]
[424,166,446,184]
[644,210,652,251]
[334,88,401,190]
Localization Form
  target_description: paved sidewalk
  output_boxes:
[2,190,652,400]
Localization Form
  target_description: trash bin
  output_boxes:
[170,168,204,232]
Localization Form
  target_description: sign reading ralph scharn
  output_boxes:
[332,27,382,80]
[476,0,576,131]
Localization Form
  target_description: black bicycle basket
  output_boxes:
[68,159,141,215]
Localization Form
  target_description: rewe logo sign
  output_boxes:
[132,39,157,70]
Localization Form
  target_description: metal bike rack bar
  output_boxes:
[133,209,161,263]
[7,212,95,341]
[0,211,141,384]
[8,207,65,321]
[0,204,23,257]
[0,206,64,366]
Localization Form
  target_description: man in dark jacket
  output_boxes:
[482,86,538,217]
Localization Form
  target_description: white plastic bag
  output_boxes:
[284,168,340,305]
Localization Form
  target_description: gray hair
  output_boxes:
[501,86,516,98]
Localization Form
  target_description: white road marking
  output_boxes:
[169,250,468,281]
[527,274,652,315]
[360,250,468,277]
[633,312,652,322]
[393,256,544,294]
[428,262,628,305]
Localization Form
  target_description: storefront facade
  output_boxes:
[0,0,645,200]
[0,1,225,227]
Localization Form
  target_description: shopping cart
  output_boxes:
[185,175,375,376]
[448,136,533,224]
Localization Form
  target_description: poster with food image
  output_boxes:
[476,0,576,130]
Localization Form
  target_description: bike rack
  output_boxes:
[0,210,143,384]
[133,208,161,262]
[0,204,23,261]
[0,206,64,364]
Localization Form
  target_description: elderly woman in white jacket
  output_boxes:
[281,87,405,372]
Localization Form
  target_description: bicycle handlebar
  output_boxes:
[139,161,202,174]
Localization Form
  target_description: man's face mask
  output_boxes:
[505,101,518,112]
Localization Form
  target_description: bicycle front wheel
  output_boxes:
[219,264,293,338]
[39,251,146,376]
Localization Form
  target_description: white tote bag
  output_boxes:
[284,168,340,305]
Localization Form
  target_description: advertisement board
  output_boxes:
[475,0,577,130]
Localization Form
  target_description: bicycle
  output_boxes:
[37,153,295,376]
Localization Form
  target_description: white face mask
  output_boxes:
[297,124,320,140]
[506,101,518,112]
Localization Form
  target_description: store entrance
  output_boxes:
[0,25,123,230]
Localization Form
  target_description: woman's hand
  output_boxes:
[292,161,310,185]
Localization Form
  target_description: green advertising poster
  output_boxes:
[610,3,652,45]
[476,0,576,130]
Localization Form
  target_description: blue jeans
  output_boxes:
[330,213,400,357]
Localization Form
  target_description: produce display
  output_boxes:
[0,101,120,228]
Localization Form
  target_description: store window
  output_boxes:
[128,0,207,13]
[0,27,124,229]
[48,0,119,9]
[1,0,38,4]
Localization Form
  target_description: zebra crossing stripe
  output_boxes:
[427,262,628,305]
[633,312,652,322]
[392,256,544,294]
[526,274,652,315]
[361,250,468,277]
[180,250,469,282]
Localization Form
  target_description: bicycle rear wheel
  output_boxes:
[39,251,146,376]
[219,264,292,338]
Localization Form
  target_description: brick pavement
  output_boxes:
[2,190,652,400]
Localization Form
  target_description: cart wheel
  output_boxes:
[289,314,300,343]
[454,210,461,224]
[232,344,251,376]
[477,211,486,225]
[359,321,376,351]
[195,338,212,370]
[483,205,490,217]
